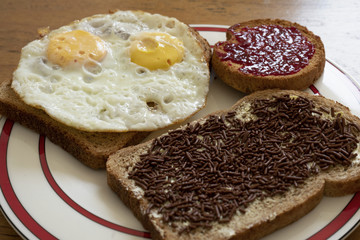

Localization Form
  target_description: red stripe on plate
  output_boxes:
[309,84,321,95]
[308,192,360,240]
[0,120,57,239]
[38,135,151,238]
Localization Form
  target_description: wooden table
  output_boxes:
[0,0,359,239]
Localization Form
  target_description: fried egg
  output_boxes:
[11,10,210,132]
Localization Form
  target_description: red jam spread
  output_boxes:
[215,24,315,76]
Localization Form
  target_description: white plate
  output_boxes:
[1,25,360,240]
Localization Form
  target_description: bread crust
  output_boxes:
[212,19,326,93]
[107,89,360,240]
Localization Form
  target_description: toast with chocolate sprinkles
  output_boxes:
[107,89,360,240]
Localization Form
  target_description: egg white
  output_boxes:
[12,10,210,132]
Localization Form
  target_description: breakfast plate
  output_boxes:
[1,24,360,240]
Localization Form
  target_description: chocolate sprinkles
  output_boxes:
[128,94,359,233]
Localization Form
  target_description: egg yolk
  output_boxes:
[130,32,184,70]
[47,30,107,67]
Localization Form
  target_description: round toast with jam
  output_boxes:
[212,19,326,93]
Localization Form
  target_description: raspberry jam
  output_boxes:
[215,25,315,76]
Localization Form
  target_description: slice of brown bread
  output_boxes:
[107,89,360,240]
[0,78,150,169]
[212,19,326,93]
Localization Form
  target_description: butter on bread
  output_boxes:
[107,89,360,240]
[212,19,326,93]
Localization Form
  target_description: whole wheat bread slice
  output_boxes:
[212,19,326,93]
[107,89,360,239]
[0,78,150,169]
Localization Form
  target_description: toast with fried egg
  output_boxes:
[0,10,211,169]
[11,10,211,133]
[107,89,360,239]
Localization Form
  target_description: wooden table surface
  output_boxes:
[0,0,359,239]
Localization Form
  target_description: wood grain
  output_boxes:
[1,0,359,239]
